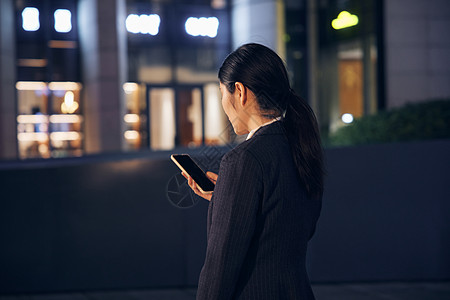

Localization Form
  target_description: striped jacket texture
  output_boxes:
[196,121,322,300]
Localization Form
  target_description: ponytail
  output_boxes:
[219,43,325,200]
[282,90,324,200]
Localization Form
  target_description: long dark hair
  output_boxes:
[218,43,324,200]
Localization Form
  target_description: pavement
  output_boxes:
[0,281,449,300]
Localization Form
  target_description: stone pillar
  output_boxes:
[0,0,17,160]
[78,0,127,154]
[307,0,319,116]
[231,0,286,58]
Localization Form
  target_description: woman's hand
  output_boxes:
[182,171,218,201]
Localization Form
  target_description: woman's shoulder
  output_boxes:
[221,139,259,165]
[222,124,287,166]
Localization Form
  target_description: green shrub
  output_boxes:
[328,99,450,147]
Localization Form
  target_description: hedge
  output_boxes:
[327,99,450,147]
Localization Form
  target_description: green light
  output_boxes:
[332,11,359,30]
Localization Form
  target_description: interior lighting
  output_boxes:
[16,81,47,91]
[126,14,140,33]
[341,113,354,124]
[211,0,226,9]
[48,82,82,91]
[332,11,359,30]
[17,59,48,67]
[54,9,72,33]
[17,115,48,125]
[185,17,219,38]
[124,114,140,123]
[38,144,49,155]
[126,14,161,35]
[61,91,79,114]
[48,40,78,48]
[22,7,40,31]
[124,130,140,140]
[123,82,138,94]
[18,132,48,142]
[50,114,82,123]
[50,131,81,141]
[17,115,49,124]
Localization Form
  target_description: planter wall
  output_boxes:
[0,140,449,294]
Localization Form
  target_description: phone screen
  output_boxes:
[171,154,215,193]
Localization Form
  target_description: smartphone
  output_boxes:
[171,154,215,194]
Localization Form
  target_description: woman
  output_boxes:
[183,43,324,300]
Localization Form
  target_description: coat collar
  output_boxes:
[250,119,285,138]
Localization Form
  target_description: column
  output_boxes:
[78,0,127,154]
[0,0,17,160]
[231,0,286,58]
[307,0,319,115]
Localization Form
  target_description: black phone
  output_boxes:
[171,154,215,194]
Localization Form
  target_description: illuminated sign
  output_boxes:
[332,11,359,30]
[126,14,161,35]
[22,7,40,31]
[185,17,219,38]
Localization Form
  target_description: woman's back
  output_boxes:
[197,121,321,299]
[185,43,324,300]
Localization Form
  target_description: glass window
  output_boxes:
[16,82,50,159]
[317,0,380,138]
[124,1,232,151]
[16,81,83,159]
[123,83,147,150]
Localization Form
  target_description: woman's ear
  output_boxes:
[234,82,247,107]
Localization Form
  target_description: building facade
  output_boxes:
[0,0,449,161]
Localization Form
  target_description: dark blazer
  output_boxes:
[196,121,322,300]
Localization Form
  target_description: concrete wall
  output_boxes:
[385,0,450,108]
[308,139,450,281]
[0,140,449,294]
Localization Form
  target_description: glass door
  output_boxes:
[145,83,231,151]
[176,87,203,148]
[149,87,176,150]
